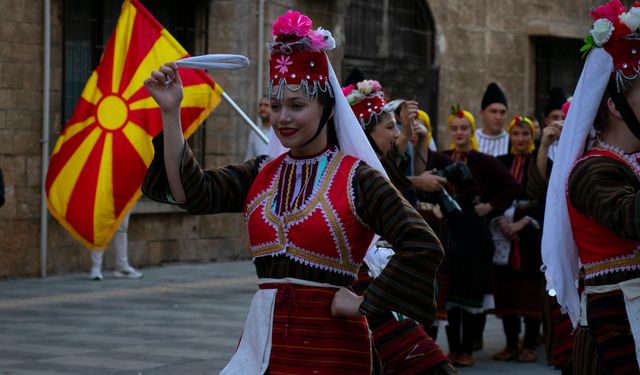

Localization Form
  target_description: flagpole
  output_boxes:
[40,0,51,278]
[221,91,269,144]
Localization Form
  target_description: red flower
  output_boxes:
[589,0,627,23]
[456,109,464,118]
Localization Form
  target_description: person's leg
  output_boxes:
[112,214,142,279]
[523,317,541,350]
[473,313,486,351]
[456,310,476,366]
[518,317,541,362]
[445,307,461,355]
[504,315,520,350]
[461,311,477,355]
[112,214,130,271]
[89,250,104,280]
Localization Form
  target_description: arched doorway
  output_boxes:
[344,0,439,134]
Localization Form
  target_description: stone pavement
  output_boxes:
[0,261,560,374]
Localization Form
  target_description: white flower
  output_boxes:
[357,80,373,95]
[316,27,336,51]
[591,18,614,47]
[620,7,640,33]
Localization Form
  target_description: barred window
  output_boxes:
[533,37,583,121]
[62,0,209,164]
[344,0,439,137]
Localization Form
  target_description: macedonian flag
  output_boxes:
[46,0,222,249]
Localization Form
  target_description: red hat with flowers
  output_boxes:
[342,80,386,128]
[582,0,640,92]
[267,10,335,100]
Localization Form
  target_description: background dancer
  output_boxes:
[543,1,640,373]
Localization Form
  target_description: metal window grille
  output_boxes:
[344,0,439,138]
[62,0,209,164]
[533,37,583,121]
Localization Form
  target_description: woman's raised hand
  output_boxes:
[144,62,184,114]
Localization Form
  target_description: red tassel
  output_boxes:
[511,241,521,271]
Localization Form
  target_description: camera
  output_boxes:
[433,162,471,216]
[434,162,471,185]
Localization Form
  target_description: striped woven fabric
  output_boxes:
[262,283,372,375]
[548,297,574,367]
[586,291,639,375]
[572,327,606,375]
[371,318,451,374]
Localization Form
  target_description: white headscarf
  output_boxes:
[541,48,614,327]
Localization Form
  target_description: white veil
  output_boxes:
[541,48,613,327]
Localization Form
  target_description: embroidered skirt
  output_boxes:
[586,291,639,375]
[263,282,372,374]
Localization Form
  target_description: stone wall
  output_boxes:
[427,0,598,144]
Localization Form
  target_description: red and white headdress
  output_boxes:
[342,80,386,128]
[581,0,640,92]
[543,0,640,328]
[266,10,335,100]
[265,11,387,181]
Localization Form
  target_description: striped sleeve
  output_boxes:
[353,163,444,325]
[568,156,640,241]
[380,146,412,191]
[142,133,267,214]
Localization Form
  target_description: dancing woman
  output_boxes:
[142,11,443,374]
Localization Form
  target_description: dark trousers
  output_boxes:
[446,307,477,355]
[502,315,541,350]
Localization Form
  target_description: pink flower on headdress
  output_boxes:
[272,10,313,37]
[275,55,293,75]
[341,84,356,97]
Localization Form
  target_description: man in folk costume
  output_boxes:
[543,1,640,373]
[143,10,444,375]
[476,82,510,157]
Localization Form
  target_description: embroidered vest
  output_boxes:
[567,149,640,279]
[244,151,375,277]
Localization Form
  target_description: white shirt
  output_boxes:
[475,129,509,157]
[244,125,272,161]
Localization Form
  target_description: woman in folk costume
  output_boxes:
[543,1,640,373]
[441,106,521,367]
[491,116,545,363]
[342,80,418,190]
[142,10,443,375]
[410,109,480,341]
[345,80,457,375]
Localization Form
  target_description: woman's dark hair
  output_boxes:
[316,90,339,148]
[595,78,639,131]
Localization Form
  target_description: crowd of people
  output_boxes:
[140,1,639,374]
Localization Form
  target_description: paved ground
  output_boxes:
[0,261,560,374]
